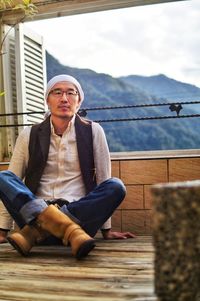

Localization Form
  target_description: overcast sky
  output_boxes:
[27,0,200,87]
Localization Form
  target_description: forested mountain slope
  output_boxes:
[46,52,200,152]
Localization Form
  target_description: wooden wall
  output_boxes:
[111,157,200,235]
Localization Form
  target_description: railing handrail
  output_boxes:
[0,99,200,127]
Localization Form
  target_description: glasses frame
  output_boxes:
[49,88,79,100]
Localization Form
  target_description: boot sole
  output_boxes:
[76,239,95,259]
[8,235,95,259]
[7,236,29,257]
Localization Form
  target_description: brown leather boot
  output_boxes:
[36,205,95,259]
[7,224,48,256]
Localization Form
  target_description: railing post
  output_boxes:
[151,180,200,301]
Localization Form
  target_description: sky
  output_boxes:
[26,0,200,88]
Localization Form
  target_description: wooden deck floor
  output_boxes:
[0,236,157,301]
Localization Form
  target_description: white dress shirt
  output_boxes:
[0,115,111,230]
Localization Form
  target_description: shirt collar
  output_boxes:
[50,114,76,135]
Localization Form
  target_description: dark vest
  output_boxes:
[25,114,96,195]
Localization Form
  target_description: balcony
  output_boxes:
[0,149,199,300]
[0,0,199,298]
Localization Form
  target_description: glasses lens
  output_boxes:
[52,89,62,96]
[50,89,78,99]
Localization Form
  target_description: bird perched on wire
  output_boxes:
[169,103,183,116]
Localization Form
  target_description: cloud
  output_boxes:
[27,0,200,87]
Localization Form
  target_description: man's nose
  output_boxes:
[61,93,69,101]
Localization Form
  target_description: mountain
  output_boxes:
[46,52,200,152]
[120,74,200,102]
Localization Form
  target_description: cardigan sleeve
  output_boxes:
[0,127,31,230]
[8,127,31,178]
[92,122,111,184]
[92,122,112,230]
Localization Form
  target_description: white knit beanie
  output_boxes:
[45,74,84,103]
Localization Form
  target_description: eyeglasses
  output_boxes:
[49,88,79,100]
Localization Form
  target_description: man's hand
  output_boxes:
[0,230,8,243]
[101,229,136,240]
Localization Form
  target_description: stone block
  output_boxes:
[151,180,200,301]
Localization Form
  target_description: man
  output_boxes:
[0,74,135,259]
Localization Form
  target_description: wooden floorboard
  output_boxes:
[0,236,157,301]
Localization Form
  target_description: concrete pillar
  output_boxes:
[151,180,200,301]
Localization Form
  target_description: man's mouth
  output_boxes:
[58,105,70,110]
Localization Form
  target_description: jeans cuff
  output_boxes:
[19,199,48,224]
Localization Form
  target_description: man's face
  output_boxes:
[47,81,81,119]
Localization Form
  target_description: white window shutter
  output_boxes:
[2,23,47,157]
[15,23,47,126]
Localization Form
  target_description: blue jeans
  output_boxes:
[0,171,126,240]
